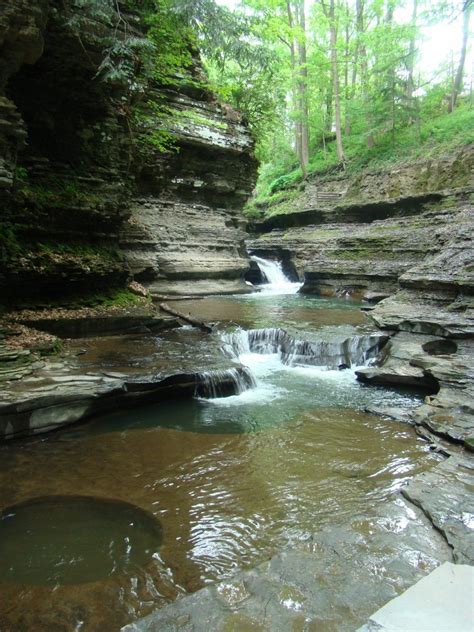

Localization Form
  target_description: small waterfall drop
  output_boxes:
[195,367,257,399]
[250,256,302,295]
[222,327,386,370]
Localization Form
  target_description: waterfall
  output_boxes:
[195,328,386,403]
[195,367,257,399]
[250,256,301,295]
[222,327,387,370]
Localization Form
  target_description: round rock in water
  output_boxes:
[0,496,163,586]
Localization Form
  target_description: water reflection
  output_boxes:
[168,294,368,333]
[0,293,438,631]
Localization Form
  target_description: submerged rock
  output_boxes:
[122,495,451,632]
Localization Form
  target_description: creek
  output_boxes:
[0,259,440,631]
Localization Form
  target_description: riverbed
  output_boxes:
[0,270,441,631]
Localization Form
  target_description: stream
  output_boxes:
[0,259,441,631]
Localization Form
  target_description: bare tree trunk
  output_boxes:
[287,1,304,174]
[406,0,418,113]
[159,304,213,333]
[297,0,310,174]
[355,0,374,148]
[326,83,333,134]
[449,0,471,112]
[344,0,351,135]
[326,0,345,163]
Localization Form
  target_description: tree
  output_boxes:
[449,0,472,111]
[406,0,418,108]
[320,0,345,163]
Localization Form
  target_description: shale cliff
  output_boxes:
[0,0,257,303]
[248,147,474,449]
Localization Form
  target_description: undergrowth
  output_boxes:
[247,104,474,217]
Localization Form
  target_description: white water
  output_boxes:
[206,327,377,406]
[195,367,256,399]
[201,325,418,415]
[221,327,381,370]
[250,256,302,295]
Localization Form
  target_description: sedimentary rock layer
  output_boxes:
[249,149,474,450]
[0,0,256,302]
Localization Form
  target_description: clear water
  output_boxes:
[0,496,163,586]
[167,293,367,334]
[0,279,436,631]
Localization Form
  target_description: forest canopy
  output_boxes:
[80,0,473,202]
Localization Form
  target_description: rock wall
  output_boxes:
[248,147,473,298]
[248,149,474,450]
[120,88,256,297]
[0,0,256,303]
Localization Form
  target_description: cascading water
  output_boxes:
[221,327,386,370]
[250,255,302,295]
[195,367,257,399]
[206,326,388,407]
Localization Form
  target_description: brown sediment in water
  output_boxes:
[0,407,437,631]
[167,296,368,331]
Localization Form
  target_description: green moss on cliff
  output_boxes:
[18,178,104,210]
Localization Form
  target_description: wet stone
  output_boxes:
[123,496,451,632]
[401,454,474,564]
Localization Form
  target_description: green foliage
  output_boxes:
[94,288,147,308]
[250,103,474,216]
[67,0,474,194]
[268,171,303,195]
[15,167,28,182]
[18,176,103,210]
[178,109,227,130]
[41,339,64,357]
[0,223,22,260]
[63,287,148,309]
[132,106,179,156]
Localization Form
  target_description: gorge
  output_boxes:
[0,1,473,631]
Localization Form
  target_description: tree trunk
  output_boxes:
[297,0,310,174]
[287,1,304,174]
[328,0,345,163]
[355,0,374,148]
[406,0,418,111]
[449,0,471,112]
[344,0,351,135]
[325,83,333,134]
[159,303,213,333]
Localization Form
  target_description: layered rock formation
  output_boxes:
[249,148,474,450]
[0,0,256,303]
[120,92,256,297]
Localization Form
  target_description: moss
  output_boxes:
[96,289,148,308]
[264,190,300,217]
[34,242,122,263]
[40,339,64,356]
[333,247,400,261]
[0,223,22,259]
[10,288,149,311]
[178,109,228,130]
[308,229,344,240]
[14,171,107,212]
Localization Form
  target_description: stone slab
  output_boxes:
[358,562,474,632]
[122,497,451,632]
